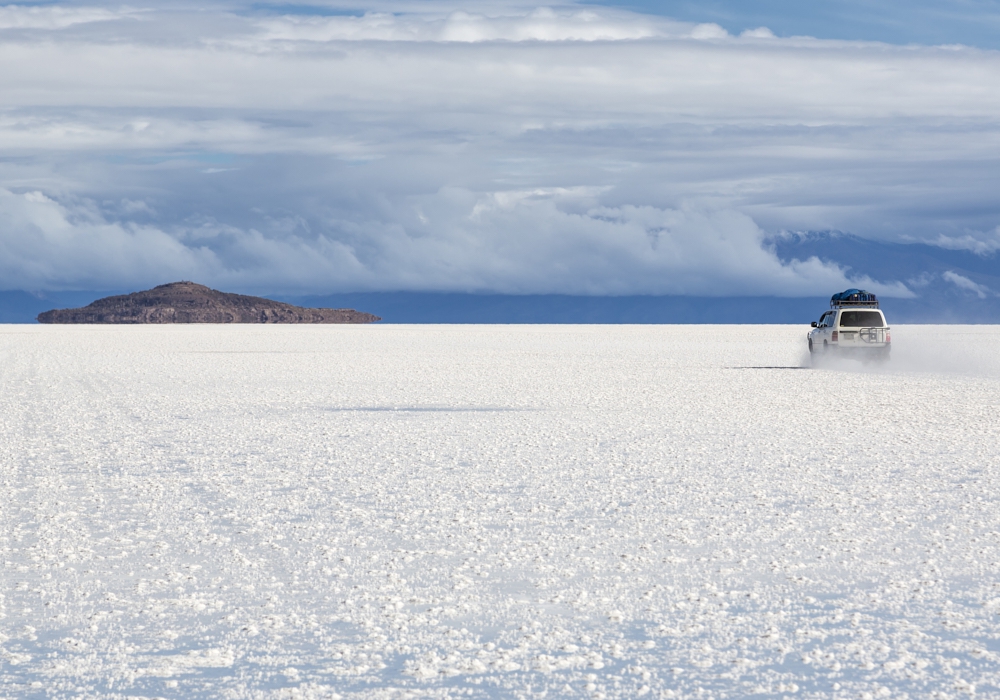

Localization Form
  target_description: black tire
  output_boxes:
[808,338,815,354]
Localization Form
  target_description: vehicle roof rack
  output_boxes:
[830,289,879,309]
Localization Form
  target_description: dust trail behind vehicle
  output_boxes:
[810,324,1000,378]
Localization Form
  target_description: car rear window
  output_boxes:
[839,311,884,327]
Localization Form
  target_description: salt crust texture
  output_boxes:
[1,325,998,699]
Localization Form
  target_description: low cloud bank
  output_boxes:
[0,187,909,297]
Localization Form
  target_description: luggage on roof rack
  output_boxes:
[830,289,879,308]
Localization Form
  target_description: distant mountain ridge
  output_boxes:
[36,282,380,324]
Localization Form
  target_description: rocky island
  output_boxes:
[37,282,380,324]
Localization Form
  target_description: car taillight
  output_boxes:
[886,330,891,343]
[832,331,838,341]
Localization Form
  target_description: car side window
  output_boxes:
[821,313,833,327]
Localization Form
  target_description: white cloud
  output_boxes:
[0,186,911,297]
[942,270,991,298]
[930,232,1000,256]
[741,27,776,39]
[1,8,998,121]
[689,23,729,40]
[0,5,132,30]
[255,7,696,43]
[0,189,210,289]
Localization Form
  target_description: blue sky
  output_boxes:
[589,0,1000,47]
[0,0,998,300]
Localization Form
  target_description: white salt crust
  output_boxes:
[0,324,998,698]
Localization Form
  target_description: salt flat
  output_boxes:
[1,324,999,699]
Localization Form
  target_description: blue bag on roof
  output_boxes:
[830,289,878,306]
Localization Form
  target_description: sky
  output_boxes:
[1,0,998,298]
[589,0,1000,47]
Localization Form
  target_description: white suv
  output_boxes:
[808,290,890,361]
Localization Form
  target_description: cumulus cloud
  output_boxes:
[740,27,776,39]
[0,189,215,290]
[0,186,910,296]
[0,1,996,294]
[255,7,697,43]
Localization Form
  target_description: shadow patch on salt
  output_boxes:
[326,406,532,412]
[726,366,809,370]
[179,350,320,354]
